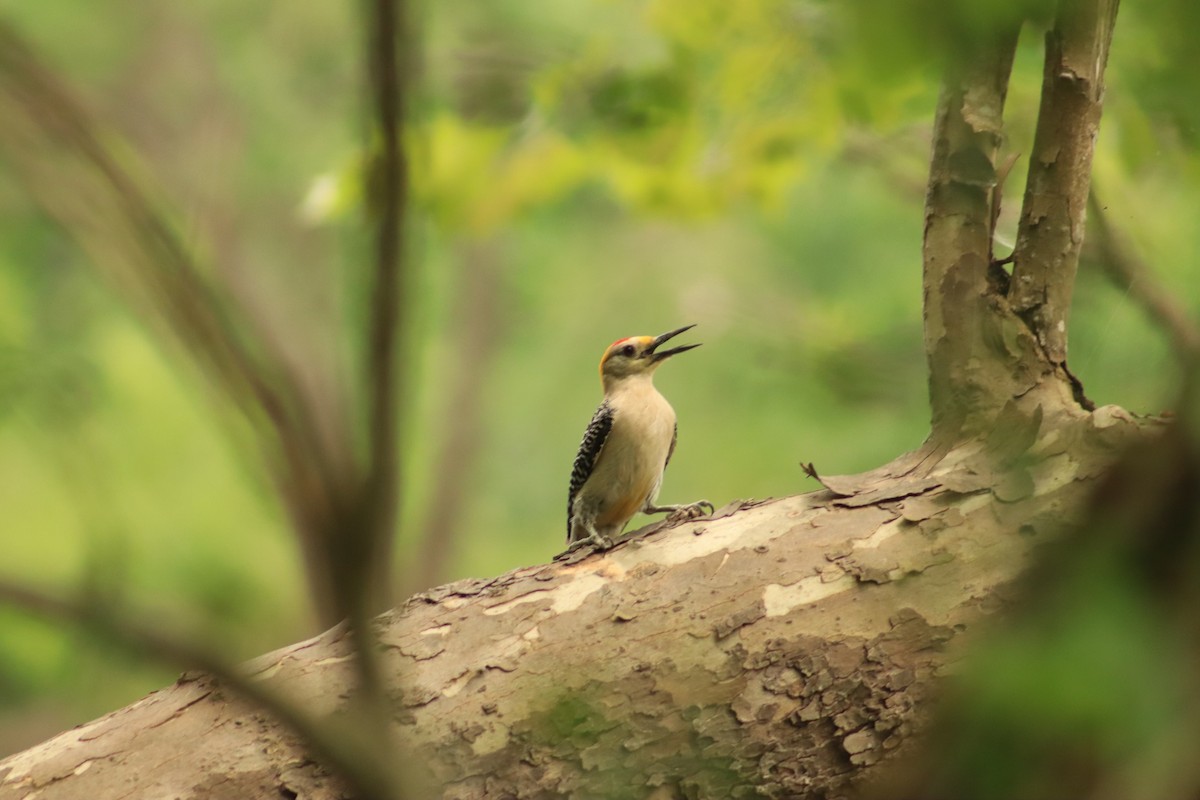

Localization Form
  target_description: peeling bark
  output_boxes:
[921,8,1117,443]
[920,32,1060,441]
[1010,0,1120,365]
[0,411,1150,800]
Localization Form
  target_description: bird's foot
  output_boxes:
[669,502,714,523]
[560,531,614,557]
[665,500,715,524]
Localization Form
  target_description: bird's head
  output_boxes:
[599,324,700,389]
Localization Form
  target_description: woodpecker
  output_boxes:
[567,324,714,550]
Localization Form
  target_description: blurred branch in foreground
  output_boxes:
[324,0,412,765]
[1087,189,1200,364]
[0,18,361,626]
[0,0,416,793]
[354,0,410,618]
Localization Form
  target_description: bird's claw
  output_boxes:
[560,532,614,556]
[667,500,714,523]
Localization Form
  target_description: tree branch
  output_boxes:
[347,0,408,618]
[314,0,412,766]
[1009,0,1120,364]
[0,415,1152,798]
[921,32,1021,438]
[1086,189,1200,364]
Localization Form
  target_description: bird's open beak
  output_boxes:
[647,324,700,363]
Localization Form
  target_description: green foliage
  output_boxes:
[928,547,1191,800]
[1111,0,1200,153]
[833,0,1052,79]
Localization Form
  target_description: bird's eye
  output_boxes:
[622,344,636,357]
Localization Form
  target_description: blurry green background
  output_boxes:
[0,0,1195,758]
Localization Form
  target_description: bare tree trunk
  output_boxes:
[922,31,1022,440]
[1010,0,1120,366]
[920,27,1094,447]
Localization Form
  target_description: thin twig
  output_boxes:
[1087,190,1200,363]
[350,0,408,615]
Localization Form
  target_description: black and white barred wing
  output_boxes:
[567,400,614,538]
[666,422,678,468]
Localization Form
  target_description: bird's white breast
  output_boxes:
[582,379,676,528]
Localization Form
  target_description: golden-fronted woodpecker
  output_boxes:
[567,324,714,550]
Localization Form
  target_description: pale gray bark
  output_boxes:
[1010,0,1120,365]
